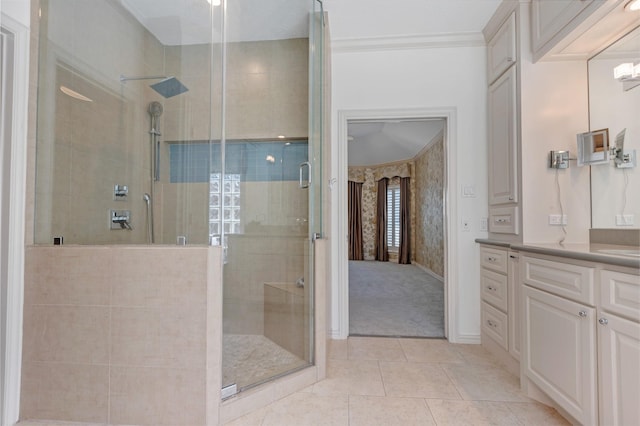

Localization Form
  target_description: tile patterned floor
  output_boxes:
[226,337,570,426]
[18,337,570,426]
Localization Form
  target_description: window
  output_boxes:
[387,185,400,250]
[209,173,241,237]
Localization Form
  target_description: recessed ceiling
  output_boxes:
[348,120,445,167]
[120,0,311,45]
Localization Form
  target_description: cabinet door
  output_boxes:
[523,285,597,425]
[531,0,594,54]
[598,312,640,426]
[508,252,520,360]
[488,66,518,206]
[487,12,516,84]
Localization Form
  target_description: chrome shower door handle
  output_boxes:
[299,161,311,189]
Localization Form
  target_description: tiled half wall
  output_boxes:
[21,245,221,425]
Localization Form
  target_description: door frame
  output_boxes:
[0,13,29,425]
[335,107,458,341]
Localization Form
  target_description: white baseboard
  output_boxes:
[412,261,444,282]
[451,333,481,344]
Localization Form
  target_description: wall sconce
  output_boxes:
[613,62,640,80]
[626,0,640,11]
[614,62,640,90]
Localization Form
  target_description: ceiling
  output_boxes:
[118,0,500,166]
[120,0,310,45]
[348,120,445,167]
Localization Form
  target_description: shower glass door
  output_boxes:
[220,0,320,394]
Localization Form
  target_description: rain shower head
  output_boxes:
[119,75,189,98]
[150,77,189,98]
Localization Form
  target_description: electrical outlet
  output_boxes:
[480,217,488,232]
[615,214,634,226]
[549,214,567,225]
[462,218,471,232]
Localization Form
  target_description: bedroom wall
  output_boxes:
[414,136,444,278]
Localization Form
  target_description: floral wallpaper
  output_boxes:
[414,137,444,277]
[349,162,416,261]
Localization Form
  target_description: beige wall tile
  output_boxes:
[24,247,112,305]
[22,305,110,364]
[109,366,206,426]
[20,362,109,423]
[111,247,207,308]
[111,306,206,369]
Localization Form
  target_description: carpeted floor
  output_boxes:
[349,260,444,338]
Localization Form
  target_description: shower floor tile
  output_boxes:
[222,334,309,391]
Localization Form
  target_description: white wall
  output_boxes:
[329,45,489,341]
[518,5,591,244]
[1,1,30,27]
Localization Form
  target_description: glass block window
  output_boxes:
[210,173,241,237]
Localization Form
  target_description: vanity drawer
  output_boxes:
[480,247,508,274]
[481,269,508,312]
[489,206,519,235]
[600,270,640,322]
[482,301,508,351]
[522,256,595,305]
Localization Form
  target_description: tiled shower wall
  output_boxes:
[21,246,220,425]
[223,234,307,335]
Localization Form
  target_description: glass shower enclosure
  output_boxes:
[33,0,323,397]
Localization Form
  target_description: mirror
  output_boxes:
[577,129,609,166]
[588,26,640,229]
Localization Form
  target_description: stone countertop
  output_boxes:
[476,239,640,270]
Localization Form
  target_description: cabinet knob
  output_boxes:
[508,196,514,200]
[598,318,609,326]
[487,256,496,262]
[578,310,587,318]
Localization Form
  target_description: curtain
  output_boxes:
[348,181,364,260]
[375,178,389,261]
[398,177,411,264]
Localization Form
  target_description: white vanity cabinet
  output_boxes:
[480,245,520,371]
[597,269,640,425]
[521,254,640,425]
[522,284,598,425]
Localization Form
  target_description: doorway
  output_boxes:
[346,118,445,337]
[336,107,459,341]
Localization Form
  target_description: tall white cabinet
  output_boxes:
[485,11,520,237]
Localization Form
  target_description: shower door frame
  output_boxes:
[0,13,29,425]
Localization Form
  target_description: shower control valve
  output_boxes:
[114,184,129,200]
[110,209,132,230]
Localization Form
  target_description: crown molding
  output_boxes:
[332,32,486,53]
